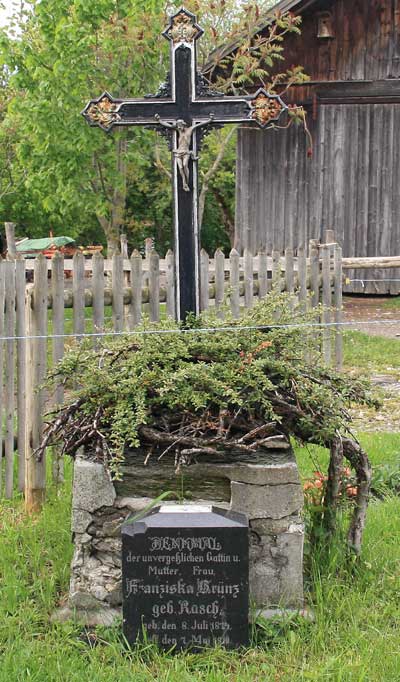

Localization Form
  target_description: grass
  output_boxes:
[0,435,400,681]
[343,330,400,374]
[294,432,400,479]
[383,296,400,310]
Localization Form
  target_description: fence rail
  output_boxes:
[0,238,343,508]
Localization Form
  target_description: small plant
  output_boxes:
[303,467,358,508]
[40,294,375,552]
[370,457,400,498]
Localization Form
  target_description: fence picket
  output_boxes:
[297,246,307,308]
[51,253,65,484]
[258,251,268,300]
[285,248,295,298]
[112,254,124,333]
[165,250,175,320]
[272,250,281,291]
[309,240,320,308]
[230,249,240,319]
[149,251,160,322]
[244,249,253,308]
[321,244,332,365]
[334,245,343,370]
[4,262,16,498]
[215,249,225,318]
[16,259,27,492]
[130,251,142,329]
[92,252,105,334]
[200,249,209,312]
[25,255,48,512]
[73,252,85,338]
[0,266,4,495]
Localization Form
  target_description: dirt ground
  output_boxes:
[343,296,400,338]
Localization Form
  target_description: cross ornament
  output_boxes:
[83,7,288,321]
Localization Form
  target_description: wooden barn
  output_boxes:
[230,0,400,293]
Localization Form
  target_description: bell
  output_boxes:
[317,12,335,39]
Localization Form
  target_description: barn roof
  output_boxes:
[204,0,328,73]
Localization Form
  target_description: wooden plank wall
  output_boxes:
[267,0,400,85]
[235,103,400,294]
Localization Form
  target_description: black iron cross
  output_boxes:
[83,7,287,321]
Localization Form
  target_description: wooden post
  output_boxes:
[229,249,240,319]
[285,247,294,307]
[16,258,27,492]
[325,229,335,244]
[200,249,209,312]
[120,235,130,307]
[51,253,65,484]
[5,222,16,259]
[0,264,5,495]
[25,256,48,513]
[112,253,124,333]
[149,251,160,322]
[244,249,253,309]
[297,246,307,310]
[214,249,225,319]
[309,240,320,309]
[272,250,281,291]
[165,250,176,320]
[129,250,142,329]
[73,252,85,339]
[321,244,332,365]
[92,252,105,335]
[334,244,343,370]
[4,261,16,498]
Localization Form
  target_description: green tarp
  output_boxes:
[16,236,75,255]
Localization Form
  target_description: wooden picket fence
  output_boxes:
[0,237,343,507]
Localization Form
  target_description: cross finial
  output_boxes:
[162,7,204,44]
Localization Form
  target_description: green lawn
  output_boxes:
[343,330,400,374]
[2,308,399,680]
[383,296,400,310]
[0,433,399,681]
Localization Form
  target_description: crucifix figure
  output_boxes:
[155,113,215,191]
[83,7,287,321]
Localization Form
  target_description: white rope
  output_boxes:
[348,278,400,284]
[0,319,399,342]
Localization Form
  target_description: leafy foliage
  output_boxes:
[0,0,309,252]
[42,295,374,480]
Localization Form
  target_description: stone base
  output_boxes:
[63,447,305,625]
[252,608,314,622]
[52,605,121,627]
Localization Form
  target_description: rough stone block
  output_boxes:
[249,526,304,608]
[250,516,303,535]
[231,482,303,519]
[52,606,121,627]
[191,461,300,486]
[71,509,93,534]
[73,458,116,513]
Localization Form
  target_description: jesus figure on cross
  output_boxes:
[155,113,215,192]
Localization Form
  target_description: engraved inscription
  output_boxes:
[122,507,249,650]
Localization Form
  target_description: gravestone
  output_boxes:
[122,505,249,650]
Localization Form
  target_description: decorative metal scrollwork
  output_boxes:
[83,93,121,131]
[162,8,203,44]
[249,88,287,128]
